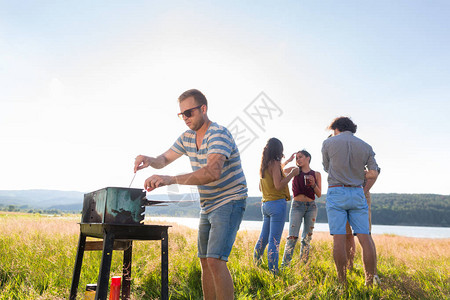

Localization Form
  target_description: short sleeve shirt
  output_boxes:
[170,122,248,213]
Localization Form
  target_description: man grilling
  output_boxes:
[134,89,247,300]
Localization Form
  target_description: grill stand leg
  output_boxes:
[70,224,170,299]
[122,242,132,300]
[69,233,87,300]
[95,231,115,300]
[161,230,169,300]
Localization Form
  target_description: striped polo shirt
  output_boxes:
[170,122,248,213]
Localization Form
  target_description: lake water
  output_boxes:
[147,216,450,239]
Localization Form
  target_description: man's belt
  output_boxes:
[328,185,362,188]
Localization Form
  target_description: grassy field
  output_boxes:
[0,212,449,299]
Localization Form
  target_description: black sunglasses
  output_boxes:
[177,105,203,119]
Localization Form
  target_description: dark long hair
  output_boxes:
[260,138,283,178]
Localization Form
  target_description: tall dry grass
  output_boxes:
[0,212,449,299]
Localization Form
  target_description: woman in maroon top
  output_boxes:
[282,150,322,266]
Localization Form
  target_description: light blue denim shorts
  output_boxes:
[197,199,246,261]
[326,186,369,235]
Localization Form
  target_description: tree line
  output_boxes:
[2,193,449,227]
[147,193,450,227]
[0,204,64,215]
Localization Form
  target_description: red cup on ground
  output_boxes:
[109,276,121,300]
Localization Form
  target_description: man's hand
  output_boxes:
[134,150,182,172]
[134,155,151,173]
[144,175,175,192]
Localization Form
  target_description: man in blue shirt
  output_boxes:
[134,89,247,299]
[322,116,379,286]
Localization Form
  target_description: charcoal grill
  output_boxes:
[69,187,171,300]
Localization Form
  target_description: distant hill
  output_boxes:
[1,190,449,227]
[0,189,199,212]
[0,190,84,210]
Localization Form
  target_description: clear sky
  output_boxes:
[1,1,449,196]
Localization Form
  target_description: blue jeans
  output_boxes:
[253,199,287,273]
[282,201,318,266]
[198,199,246,261]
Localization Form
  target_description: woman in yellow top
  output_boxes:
[253,138,299,274]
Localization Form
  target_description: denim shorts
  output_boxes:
[197,199,246,261]
[326,186,369,235]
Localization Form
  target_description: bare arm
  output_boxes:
[364,169,379,194]
[134,149,182,172]
[322,142,330,173]
[270,160,299,191]
[143,153,226,191]
[310,171,322,198]
[281,153,296,169]
[283,166,296,176]
[173,153,225,185]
